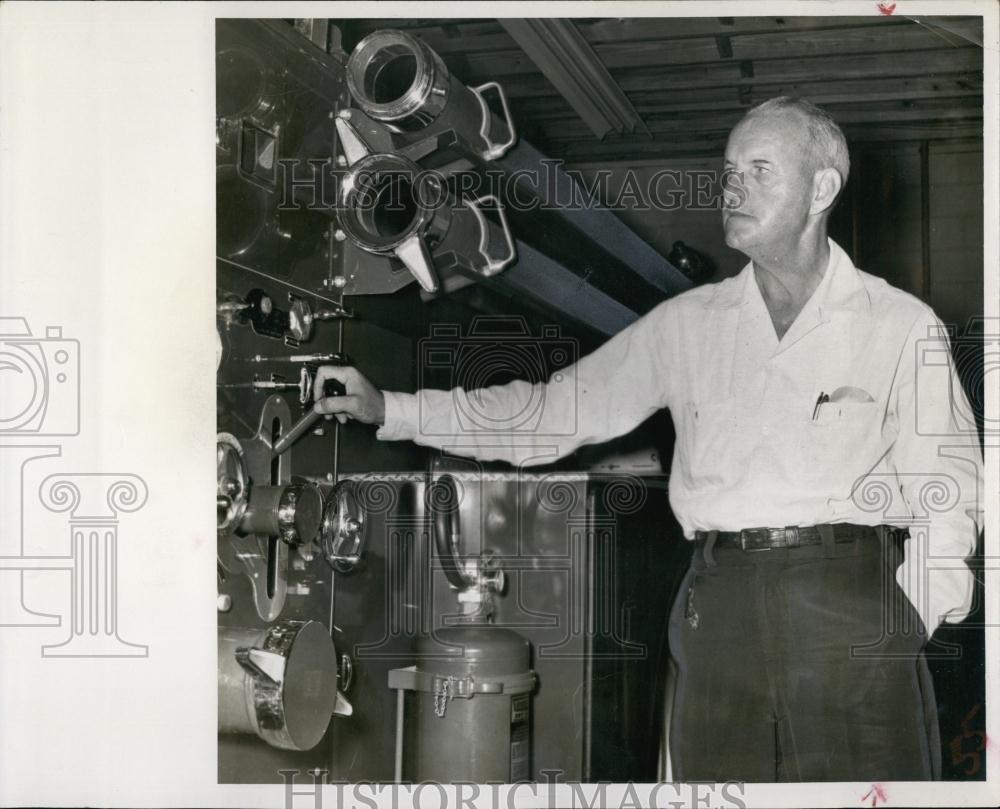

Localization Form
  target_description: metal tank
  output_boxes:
[390,626,535,782]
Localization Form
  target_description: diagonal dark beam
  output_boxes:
[500,18,649,140]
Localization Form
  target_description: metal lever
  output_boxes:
[238,353,343,364]
[220,370,314,406]
[271,378,346,455]
[217,375,290,392]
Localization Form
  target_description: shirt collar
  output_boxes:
[705,238,872,313]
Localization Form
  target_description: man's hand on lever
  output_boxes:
[312,366,386,426]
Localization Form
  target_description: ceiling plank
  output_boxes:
[405,30,519,53]
[348,19,500,35]
[494,61,745,98]
[436,38,721,76]
[744,47,982,83]
[512,74,982,119]
[575,16,916,42]
[730,23,977,60]
[483,46,982,99]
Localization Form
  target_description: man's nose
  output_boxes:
[721,170,744,210]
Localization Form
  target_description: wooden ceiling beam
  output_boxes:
[500,19,649,139]
[347,19,499,35]
[514,75,982,120]
[576,16,916,42]
[744,47,982,83]
[483,46,982,99]
[730,23,978,60]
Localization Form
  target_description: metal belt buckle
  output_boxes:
[740,528,770,552]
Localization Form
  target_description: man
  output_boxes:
[312,97,982,781]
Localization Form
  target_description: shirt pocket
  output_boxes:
[800,400,884,488]
[684,397,744,486]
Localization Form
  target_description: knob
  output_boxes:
[482,567,505,594]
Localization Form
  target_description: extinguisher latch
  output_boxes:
[433,675,455,717]
[389,663,534,718]
[431,674,508,717]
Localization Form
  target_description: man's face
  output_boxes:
[721,110,818,257]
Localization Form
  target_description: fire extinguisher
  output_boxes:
[389,473,536,782]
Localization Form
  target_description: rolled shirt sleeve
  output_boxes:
[889,310,983,635]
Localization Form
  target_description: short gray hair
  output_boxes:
[740,96,850,186]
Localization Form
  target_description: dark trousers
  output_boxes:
[668,527,940,782]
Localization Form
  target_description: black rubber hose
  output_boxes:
[431,474,468,589]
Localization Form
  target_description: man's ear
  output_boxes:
[810,167,843,215]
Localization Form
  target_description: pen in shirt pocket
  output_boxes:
[812,386,876,420]
[812,392,829,420]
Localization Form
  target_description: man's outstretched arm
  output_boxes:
[313,298,678,467]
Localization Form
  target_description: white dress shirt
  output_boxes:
[378,239,983,635]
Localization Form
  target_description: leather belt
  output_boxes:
[694,524,878,552]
